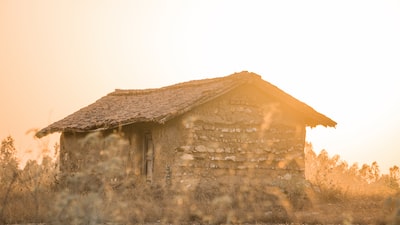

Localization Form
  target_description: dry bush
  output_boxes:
[0,136,56,224]
[2,189,54,224]
[295,143,400,224]
[178,180,293,224]
[2,134,400,224]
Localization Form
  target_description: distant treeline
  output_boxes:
[305,142,400,195]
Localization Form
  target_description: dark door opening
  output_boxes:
[142,132,154,183]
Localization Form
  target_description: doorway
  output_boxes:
[143,132,154,183]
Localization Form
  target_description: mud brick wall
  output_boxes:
[169,85,307,189]
[60,131,131,175]
[60,132,112,173]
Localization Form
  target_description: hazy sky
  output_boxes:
[1,0,400,172]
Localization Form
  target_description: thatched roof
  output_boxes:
[36,71,336,138]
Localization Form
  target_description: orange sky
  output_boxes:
[1,0,400,173]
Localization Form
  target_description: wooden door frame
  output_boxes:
[142,132,154,183]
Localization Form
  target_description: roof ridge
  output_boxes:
[110,71,260,96]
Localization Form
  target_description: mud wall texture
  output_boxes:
[60,131,132,174]
[166,85,307,189]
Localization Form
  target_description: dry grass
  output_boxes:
[1,135,400,224]
[295,193,394,224]
[1,176,400,224]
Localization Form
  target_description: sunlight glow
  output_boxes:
[1,0,400,173]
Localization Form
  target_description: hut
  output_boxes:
[36,71,336,189]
